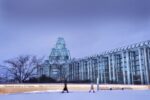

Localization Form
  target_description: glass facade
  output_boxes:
[38,37,71,81]
[38,39,150,84]
[68,40,150,84]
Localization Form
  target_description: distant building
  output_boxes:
[38,37,70,81]
[38,39,150,84]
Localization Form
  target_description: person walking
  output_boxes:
[62,79,69,93]
[89,82,95,93]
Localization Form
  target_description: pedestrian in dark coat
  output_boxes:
[62,79,69,93]
[89,82,95,93]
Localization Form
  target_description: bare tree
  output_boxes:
[2,55,43,83]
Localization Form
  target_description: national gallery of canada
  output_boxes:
[38,38,150,84]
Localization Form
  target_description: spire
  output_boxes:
[56,37,66,49]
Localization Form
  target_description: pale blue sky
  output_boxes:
[0,0,150,64]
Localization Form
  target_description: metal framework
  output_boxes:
[38,37,71,80]
[68,40,150,84]
[38,39,150,84]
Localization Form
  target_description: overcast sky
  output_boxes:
[0,0,150,64]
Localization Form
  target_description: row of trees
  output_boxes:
[0,55,44,83]
[0,55,72,83]
[0,55,95,84]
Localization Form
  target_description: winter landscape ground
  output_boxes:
[0,84,150,100]
[0,90,150,100]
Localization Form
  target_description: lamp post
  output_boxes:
[97,59,100,91]
[97,77,99,91]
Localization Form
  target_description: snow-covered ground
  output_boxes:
[0,90,150,100]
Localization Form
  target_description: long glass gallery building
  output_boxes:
[38,38,150,84]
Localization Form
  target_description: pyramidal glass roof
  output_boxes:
[49,37,71,64]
